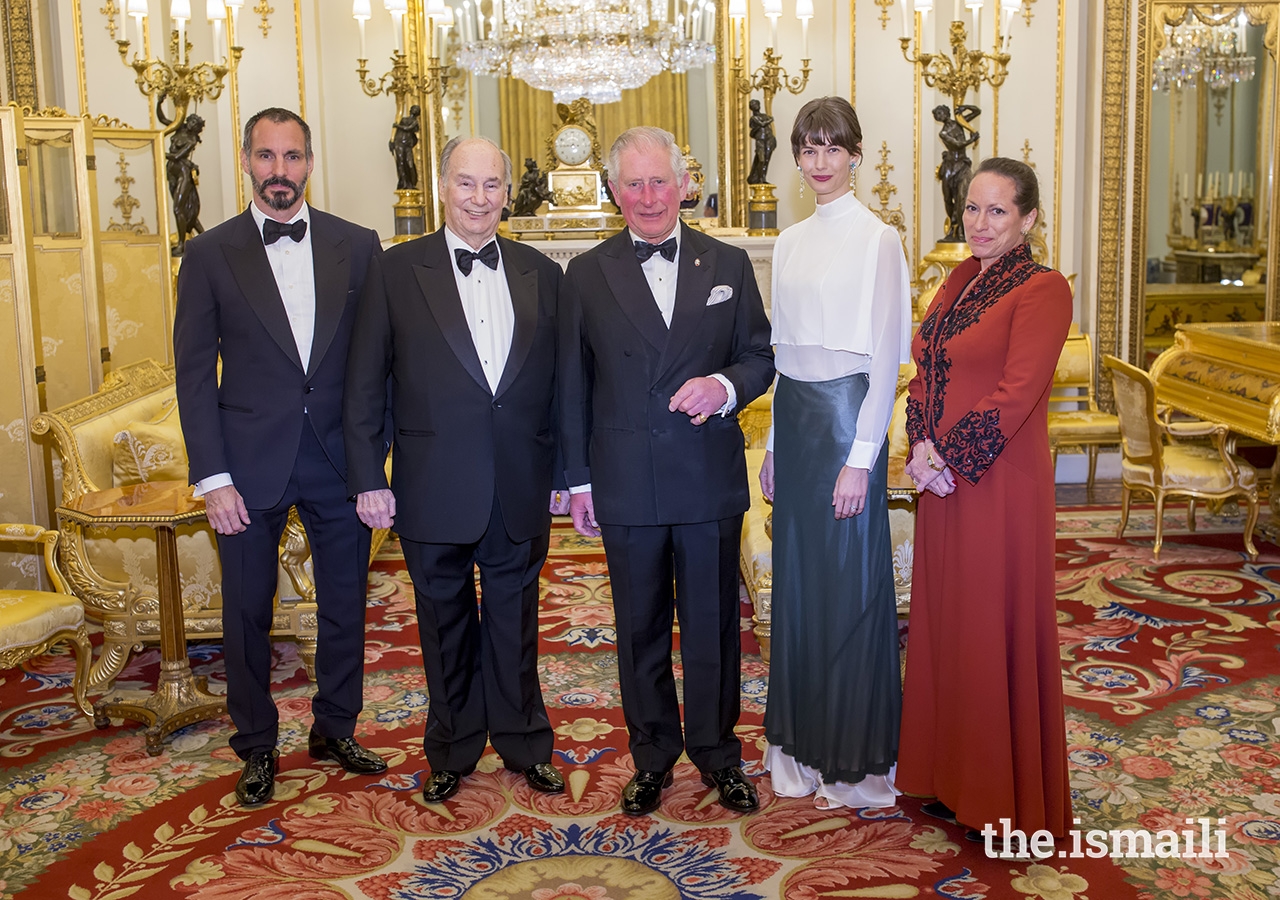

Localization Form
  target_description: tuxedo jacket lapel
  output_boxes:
[222,209,305,372]
[657,223,715,379]
[494,240,539,399]
[599,231,669,353]
[413,231,491,394]
[307,212,351,375]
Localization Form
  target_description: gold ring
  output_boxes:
[697,413,707,423]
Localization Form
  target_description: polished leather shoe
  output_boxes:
[920,800,957,822]
[506,761,565,794]
[700,765,759,813]
[621,769,673,816]
[422,770,467,803]
[235,749,279,808]
[308,729,388,775]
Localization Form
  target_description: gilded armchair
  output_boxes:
[1102,354,1259,561]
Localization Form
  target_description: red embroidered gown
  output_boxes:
[897,242,1074,836]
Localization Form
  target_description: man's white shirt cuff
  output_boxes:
[709,373,737,416]
[193,473,234,497]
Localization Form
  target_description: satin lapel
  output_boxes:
[306,212,350,375]
[223,210,304,372]
[494,240,539,399]
[656,224,716,379]
[413,231,491,394]
[598,232,669,353]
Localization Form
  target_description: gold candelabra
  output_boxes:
[116,13,242,129]
[356,50,451,115]
[734,47,811,121]
[900,19,1008,108]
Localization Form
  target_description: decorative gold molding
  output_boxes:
[73,0,89,116]
[93,114,133,128]
[2,0,39,110]
[870,141,906,245]
[294,0,305,121]
[873,0,893,31]
[106,151,148,233]
[850,0,857,104]
[1023,0,1038,25]
[1054,0,1065,269]
[1020,140,1050,263]
[100,0,120,39]
[254,0,274,38]
[1095,0,1128,389]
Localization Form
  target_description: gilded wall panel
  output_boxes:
[33,249,96,410]
[99,241,169,367]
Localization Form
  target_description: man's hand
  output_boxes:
[570,491,600,537]
[357,489,396,529]
[759,450,775,502]
[550,490,570,516]
[833,466,869,519]
[669,376,729,425]
[204,485,251,535]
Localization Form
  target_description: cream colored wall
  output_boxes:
[30,1,1120,328]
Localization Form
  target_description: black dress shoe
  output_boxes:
[422,770,466,803]
[920,800,957,822]
[235,749,279,808]
[308,729,388,775]
[621,769,673,816]
[700,765,759,813]
[506,761,565,794]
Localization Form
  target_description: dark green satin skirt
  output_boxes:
[762,372,901,783]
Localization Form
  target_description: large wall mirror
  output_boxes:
[1137,1,1280,362]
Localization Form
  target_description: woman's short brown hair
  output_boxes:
[972,156,1040,218]
[790,97,863,161]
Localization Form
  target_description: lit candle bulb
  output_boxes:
[207,0,226,54]
[762,0,781,47]
[127,0,148,47]
[171,0,190,61]
[353,0,371,57]
[796,0,813,56]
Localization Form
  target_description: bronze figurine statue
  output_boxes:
[164,112,205,256]
[933,104,981,243]
[390,104,421,191]
[747,99,777,186]
[512,157,554,217]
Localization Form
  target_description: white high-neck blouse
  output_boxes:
[767,190,912,469]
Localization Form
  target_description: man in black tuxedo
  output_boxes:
[559,127,774,816]
[174,108,387,808]
[345,137,568,804]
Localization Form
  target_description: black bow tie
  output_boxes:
[262,218,307,245]
[454,242,500,276]
[634,237,677,263]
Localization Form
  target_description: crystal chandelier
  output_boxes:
[454,0,716,104]
[1152,12,1255,93]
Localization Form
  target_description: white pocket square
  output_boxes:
[706,285,733,306]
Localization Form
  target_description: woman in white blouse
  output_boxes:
[759,96,912,809]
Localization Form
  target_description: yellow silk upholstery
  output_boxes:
[1048,329,1121,488]
[112,400,188,486]
[0,524,92,719]
[1102,354,1258,561]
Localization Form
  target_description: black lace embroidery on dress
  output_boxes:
[914,243,1048,481]
[936,408,1006,482]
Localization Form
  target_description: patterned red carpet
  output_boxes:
[1,505,1276,899]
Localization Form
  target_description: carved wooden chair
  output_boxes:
[1048,328,1121,489]
[0,524,93,719]
[1102,354,1259,561]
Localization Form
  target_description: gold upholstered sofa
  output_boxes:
[738,366,919,663]
[30,358,387,690]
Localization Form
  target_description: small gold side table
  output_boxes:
[58,481,227,755]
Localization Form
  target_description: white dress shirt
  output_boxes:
[194,202,316,498]
[444,227,515,394]
[766,190,912,470]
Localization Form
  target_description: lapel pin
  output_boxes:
[694,258,701,267]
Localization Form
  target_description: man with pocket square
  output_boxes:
[174,108,387,809]
[559,126,775,816]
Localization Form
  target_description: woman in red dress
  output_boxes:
[897,157,1073,842]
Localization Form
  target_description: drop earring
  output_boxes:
[798,166,804,198]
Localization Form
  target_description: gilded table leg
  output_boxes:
[93,523,227,755]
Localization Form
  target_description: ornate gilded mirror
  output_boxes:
[1137,1,1280,362]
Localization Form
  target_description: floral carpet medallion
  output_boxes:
[4,514,1280,899]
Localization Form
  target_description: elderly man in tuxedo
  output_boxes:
[559,126,775,816]
[345,136,568,804]
[174,108,387,808]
